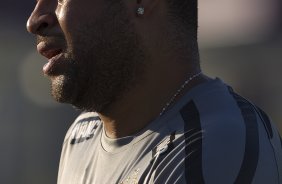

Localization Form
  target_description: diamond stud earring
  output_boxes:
[137,7,145,16]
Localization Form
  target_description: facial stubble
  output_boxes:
[51,2,147,113]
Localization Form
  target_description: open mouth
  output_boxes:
[37,42,66,76]
[37,42,63,60]
[42,49,63,60]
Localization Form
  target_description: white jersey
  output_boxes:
[58,78,282,184]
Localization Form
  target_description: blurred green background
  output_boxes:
[0,0,281,183]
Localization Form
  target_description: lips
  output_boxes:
[37,42,62,59]
[37,42,66,76]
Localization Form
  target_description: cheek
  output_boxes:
[56,0,105,45]
[56,4,78,43]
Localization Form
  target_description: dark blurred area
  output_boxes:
[0,1,281,184]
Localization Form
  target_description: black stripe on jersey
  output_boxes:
[256,107,273,139]
[180,100,205,184]
[230,92,259,184]
[280,135,282,148]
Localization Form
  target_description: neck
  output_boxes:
[97,72,209,139]
[98,48,207,138]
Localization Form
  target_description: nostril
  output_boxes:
[27,13,57,35]
[37,22,49,33]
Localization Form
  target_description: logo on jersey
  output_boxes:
[120,169,140,184]
[70,117,101,145]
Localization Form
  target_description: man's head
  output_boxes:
[27,0,199,113]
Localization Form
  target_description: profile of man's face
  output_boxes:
[29,0,147,112]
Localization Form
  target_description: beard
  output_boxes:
[51,2,147,113]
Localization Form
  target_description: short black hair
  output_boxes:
[166,0,198,36]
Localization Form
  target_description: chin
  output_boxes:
[50,75,79,105]
[49,77,106,112]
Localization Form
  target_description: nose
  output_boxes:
[26,3,57,35]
